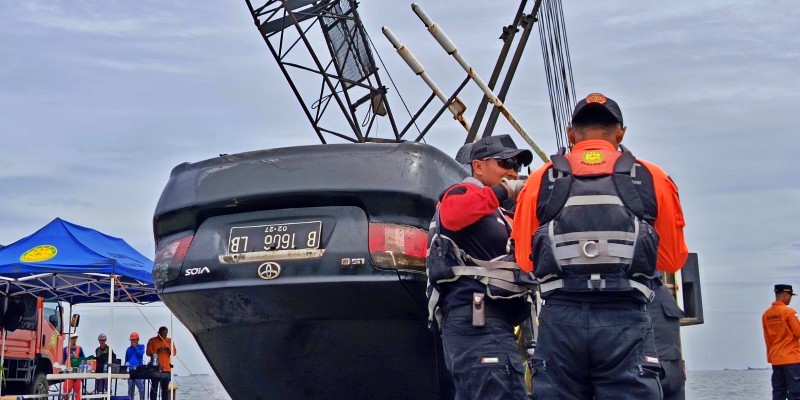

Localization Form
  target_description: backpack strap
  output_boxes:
[612,146,647,220]
[539,149,574,223]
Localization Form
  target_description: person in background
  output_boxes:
[62,334,84,400]
[95,333,115,393]
[647,276,687,399]
[126,332,146,400]
[762,284,800,400]
[146,326,177,400]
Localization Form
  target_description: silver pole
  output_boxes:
[107,276,115,400]
[411,3,550,163]
[382,26,472,133]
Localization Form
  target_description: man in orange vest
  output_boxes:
[762,284,800,399]
[146,326,176,400]
[513,93,688,399]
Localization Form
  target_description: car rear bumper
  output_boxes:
[160,276,452,400]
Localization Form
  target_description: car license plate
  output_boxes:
[228,221,322,254]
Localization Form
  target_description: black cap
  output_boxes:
[454,142,474,165]
[469,134,533,166]
[775,284,796,296]
[571,93,623,125]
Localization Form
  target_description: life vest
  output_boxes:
[532,146,658,301]
[426,179,537,328]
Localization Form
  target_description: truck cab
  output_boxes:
[2,294,66,395]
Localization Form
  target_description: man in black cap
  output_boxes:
[762,284,800,399]
[513,92,689,399]
[426,134,533,399]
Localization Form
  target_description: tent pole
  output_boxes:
[0,296,7,396]
[107,275,115,400]
[66,304,74,368]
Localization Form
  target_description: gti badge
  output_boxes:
[258,262,281,280]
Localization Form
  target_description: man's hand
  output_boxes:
[501,178,525,200]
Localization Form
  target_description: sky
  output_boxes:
[1,0,799,377]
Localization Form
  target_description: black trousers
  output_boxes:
[772,363,800,400]
[530,298,662,400]
[441,305,527,400]
[150,376,171,400]
[647,284,686,400]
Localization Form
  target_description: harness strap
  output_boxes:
[539,278,655,302]
[484,279,529,296]
[553,230,637,242]
[427,211,532,328]
[450,266,516,282]
[554,242,635,260]
[427,285,443,329]
[563,195,623,207]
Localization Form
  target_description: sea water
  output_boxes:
[148,369,772,399]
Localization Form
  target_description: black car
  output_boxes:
[152,142,466,400]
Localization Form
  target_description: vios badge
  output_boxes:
[258,262,282,280]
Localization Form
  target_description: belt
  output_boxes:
[544,298,647,311]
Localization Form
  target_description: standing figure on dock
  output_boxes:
[126,332,146,400]
[95,332,114,393]
[647,275,687,399]
[762,284,800,400]
[62,334,85,400]
[426,134,534,399]
[146,326,177,400]
[513,93,689,400]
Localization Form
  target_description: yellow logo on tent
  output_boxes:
[20,245,58,262]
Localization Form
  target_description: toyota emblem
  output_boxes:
[258,262,282,280]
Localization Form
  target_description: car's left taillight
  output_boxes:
[152,235,194,288]
[368,223,428,272]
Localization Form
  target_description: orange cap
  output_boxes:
[129,332,140,340]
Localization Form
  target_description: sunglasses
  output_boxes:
[483,157,522,172]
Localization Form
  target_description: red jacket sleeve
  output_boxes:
[439,183,506,232]
[640,160,689,273]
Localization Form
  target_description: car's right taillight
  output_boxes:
[152,235,194,288]
[368,223,428,272]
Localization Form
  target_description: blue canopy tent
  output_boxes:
[0,218,157,303]
[0,218,158,398]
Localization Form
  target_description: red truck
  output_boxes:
[1,294,69,395]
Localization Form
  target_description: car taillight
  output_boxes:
[368,223,428,271]
[152,235,194,287]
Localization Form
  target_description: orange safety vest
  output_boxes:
[513,140,688,275]
[762,301,800,365]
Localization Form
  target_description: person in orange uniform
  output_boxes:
[62,335,84,400]
[146,326,176,400]
[512,93,688,399]
[762,284,800,400]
